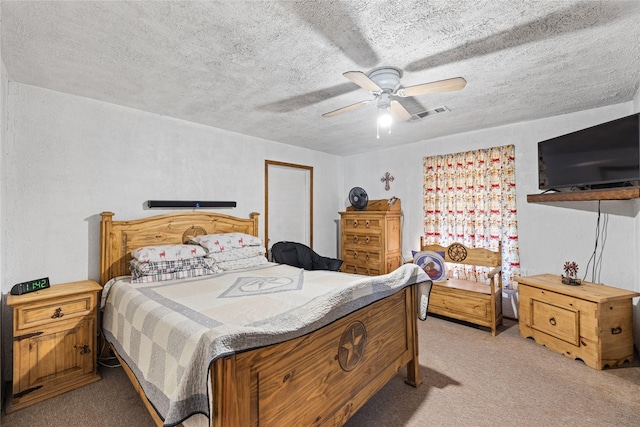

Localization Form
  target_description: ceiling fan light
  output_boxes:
[377,109,393,128]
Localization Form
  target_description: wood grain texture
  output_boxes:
[527,187,640,203]
[421,239,503,336]
[516,274,639,370]
[215,288,417,426]
[340,199,402,276]
[100,211,259,285]
[100,211,422,426]
[6,280,102,413]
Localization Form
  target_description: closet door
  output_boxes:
[265,161,313,253]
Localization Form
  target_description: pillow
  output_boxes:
[130,257,215,275]
[191,232,263,253]
[132,244,206,262]
[206,246,265,262]
[130,257,218,283]
[215,255,269,271]
[130,268,215,284]
[413,251,446,282]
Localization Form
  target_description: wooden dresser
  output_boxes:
[339,198,402,276]
[516,274,640,370]
[6,280,102,412]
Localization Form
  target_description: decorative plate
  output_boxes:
[414,251,446,282]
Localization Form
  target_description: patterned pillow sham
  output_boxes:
[130,257,218,283]
[130,267,214,284]
[215,255,269,271]
[206,246,266,262]
[191,232,263,253]
[132,244,207,262]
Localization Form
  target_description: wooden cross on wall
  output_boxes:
[381,172,394,191]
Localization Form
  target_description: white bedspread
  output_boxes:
[101,262,430,426]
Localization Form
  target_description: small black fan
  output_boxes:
[348,187,369,210]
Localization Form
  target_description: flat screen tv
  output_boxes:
[538,113,640,191]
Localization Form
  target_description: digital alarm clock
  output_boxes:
[10,277,50,295]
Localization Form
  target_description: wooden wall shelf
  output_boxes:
[527,187,640,203]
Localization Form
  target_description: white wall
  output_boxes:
[344,102,640,348]
[0,3,5,400]
[0,83,344,291]
[633,86,640,349]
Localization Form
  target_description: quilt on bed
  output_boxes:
[101,262,430,426]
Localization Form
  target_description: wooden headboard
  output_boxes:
[100,211,260,285]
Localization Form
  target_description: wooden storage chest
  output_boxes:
[517,274,639,370]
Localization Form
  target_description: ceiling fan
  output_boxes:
[322,67,466,130]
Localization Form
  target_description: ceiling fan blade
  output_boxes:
[389,101,412,122]
[396,77,467,97]
[322,99,372,118]
[343,71,382,93]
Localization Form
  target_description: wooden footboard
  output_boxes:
[210,285,421,427]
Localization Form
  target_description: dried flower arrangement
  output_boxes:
[562,261,581,285]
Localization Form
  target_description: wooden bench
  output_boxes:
[420,238,503,336]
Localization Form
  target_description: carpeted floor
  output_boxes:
[2,316,639,426]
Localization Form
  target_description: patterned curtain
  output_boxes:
[423,145,520,288]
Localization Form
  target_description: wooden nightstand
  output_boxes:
[5,280,102,412]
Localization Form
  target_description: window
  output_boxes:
[423,145,520,287]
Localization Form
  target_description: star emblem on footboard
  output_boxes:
[338,321,367,372]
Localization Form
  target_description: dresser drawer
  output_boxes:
[342,232,382,247]
[15,293,96,331]
[343,248,382,265]
[341,217,384,232]
[342,263,382,276]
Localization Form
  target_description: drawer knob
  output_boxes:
[365,220,370,228]
[365,253,370,261]
[51,308,64,319]
[353,236,359,243]
[549,317,556,326]
[611,327,622,335]
[353,220,359,228]
[75,344,91,355]
[365,236,370,244]
[353,251,358,259]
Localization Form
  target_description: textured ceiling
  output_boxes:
[2,1,640,156]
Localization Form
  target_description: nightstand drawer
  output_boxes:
[15,294,96,331]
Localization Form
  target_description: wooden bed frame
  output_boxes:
[100,211,422,427]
